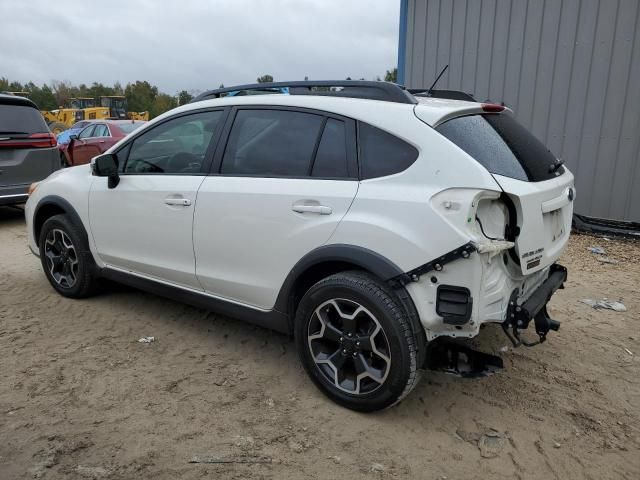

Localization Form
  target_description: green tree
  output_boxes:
[178,90,193,105]
[150,93,177,118]
[257,74,273,83]
[125,80,158,113]
[384,68,397,83]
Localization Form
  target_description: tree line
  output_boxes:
[1,69,397,119]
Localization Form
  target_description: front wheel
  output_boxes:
[39,214,98,298]
[294,271,422,412]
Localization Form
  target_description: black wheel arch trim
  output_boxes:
[33,195,87,244]
[275,244,426,347]
[274,244,406,311]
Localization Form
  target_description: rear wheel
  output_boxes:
[295,271,421,411]
[39,214,98,298]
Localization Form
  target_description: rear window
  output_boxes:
[0,104,49,134]
[436,113,562,182]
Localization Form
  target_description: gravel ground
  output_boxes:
[1,205,639,479]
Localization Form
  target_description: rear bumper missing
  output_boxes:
[502,263,567,347]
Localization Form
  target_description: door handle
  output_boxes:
[292,204,332,215]
[164,197,192,206]
[98,140,105,143]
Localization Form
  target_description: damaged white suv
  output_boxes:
[25,81,574,411]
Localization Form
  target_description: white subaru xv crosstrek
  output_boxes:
[25,81,574,411]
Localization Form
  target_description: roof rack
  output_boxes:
[408,88,476,102]
[192,81,417,105]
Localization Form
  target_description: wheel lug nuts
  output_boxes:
[339,337,344,342]
[348,333,352,337]
[356,341,360,347]
[352,352,357,357]
[342,349,347,354]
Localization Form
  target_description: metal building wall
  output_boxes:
[399,0,640,222]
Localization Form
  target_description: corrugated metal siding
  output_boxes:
[402,0,640,222]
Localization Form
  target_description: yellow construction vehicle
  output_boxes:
[100,96,149,121]
[40,96,148,134]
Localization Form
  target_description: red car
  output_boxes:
[61,120,146,166]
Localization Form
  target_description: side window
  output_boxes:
[221,109,324,176]
[124,110,224,174]
[358,123,418,179]
[312,119,349,178]
[93,125,108,137]
[78,125,95,139]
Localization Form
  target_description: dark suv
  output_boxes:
[0,94,59,206]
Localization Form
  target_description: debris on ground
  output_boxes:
[595,256,620,264]
[188,455,271,464]
[499,345,509,353]
[477,431,506,458]
[588,246,606,254]
[624,348,634,356]
[75,465,110,478]
[371,462,386,473]
[553,442,562,449]
[137,336,155,343]
[579,299,627,312]
[327,455,341,464]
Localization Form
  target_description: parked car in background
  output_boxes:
[0,94,59,206]
[56,121,94,145]
[61,120,146,166]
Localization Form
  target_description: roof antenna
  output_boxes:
[427,65,449,96]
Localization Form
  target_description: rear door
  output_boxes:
[436,112,574,274]
[0,101,58,189]
[193,107,359,309]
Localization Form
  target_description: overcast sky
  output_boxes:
[0,0,400,94]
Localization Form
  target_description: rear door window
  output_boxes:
[93,125,109,137]
[221,109,324,176]
[358,123,418,179]
[311,119,349,178]
[436,113,562,182]
[0,104,48,134]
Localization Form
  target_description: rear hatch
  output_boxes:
[0,97,58,188]
[434,109,574,275]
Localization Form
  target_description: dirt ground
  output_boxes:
[0,205,638,480]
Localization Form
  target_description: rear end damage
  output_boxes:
[400,105,575,348]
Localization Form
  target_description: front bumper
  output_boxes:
[502,263,567,347]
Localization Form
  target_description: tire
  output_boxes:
[48,122,67,135]
[38,214,98,298]
[294,271,421,412]
[60,152,69,168]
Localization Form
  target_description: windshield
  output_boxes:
[101,98,126,109]
[436,113,563,182]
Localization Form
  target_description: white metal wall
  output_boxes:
[400,0,640,222]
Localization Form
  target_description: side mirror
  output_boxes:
[69,134,78,140]
[92,153,120,188]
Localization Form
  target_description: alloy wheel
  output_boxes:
[44,228,79,288]
[307,298,391,395]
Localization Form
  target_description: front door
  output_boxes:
[193,108,359,309]
[89,109,227,289]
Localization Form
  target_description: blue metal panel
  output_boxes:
[397,0,409,85]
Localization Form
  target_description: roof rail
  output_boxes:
[192,81,417,105]
[408,88,476,102]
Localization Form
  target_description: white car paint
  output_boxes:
[25,91,574,341]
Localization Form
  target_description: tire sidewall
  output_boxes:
[295,276,414,411]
